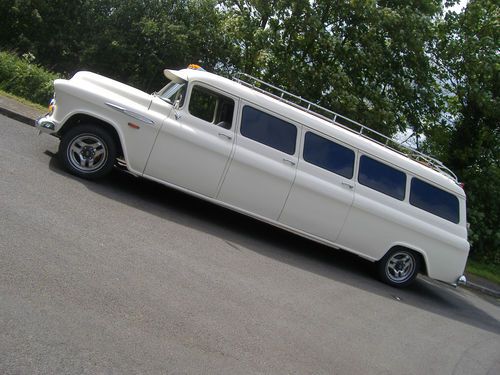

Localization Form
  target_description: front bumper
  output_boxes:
[35,114,57,134]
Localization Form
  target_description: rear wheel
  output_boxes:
[59,124,116,179]
[377,247,420,288]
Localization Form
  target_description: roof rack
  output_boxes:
[232,72,458,183]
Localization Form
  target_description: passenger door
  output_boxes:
[217,105,299,220]
[279,130,356,242]
[144,83,237,198]
[336,155,408,260]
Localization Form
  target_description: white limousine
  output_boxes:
[35,65,469,288]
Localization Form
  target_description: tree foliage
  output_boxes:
[0,0,229,91]
[0,51,58,105]
[0,0,498,262]
[429,0,499,262]
[221,0,443,136]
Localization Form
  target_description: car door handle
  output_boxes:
[342,182,354,189]
[174,111,181,120]
[283,158,296,166]
[218,133,232,140]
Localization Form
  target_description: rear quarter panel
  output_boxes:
[337,182,469,284]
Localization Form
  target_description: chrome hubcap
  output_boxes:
[67,134,107,172]
[386,252,415,283]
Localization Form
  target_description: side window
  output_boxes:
[240,106,297,155]
[188,86,234,129]
[358,155,406,200]
[303,132,355,178]
[410,178,460,223]
[159,81,187,106]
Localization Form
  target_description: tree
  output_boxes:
[0,0,231,91]
[220,0,444,137]
[429,0,499,262]
[0,0,87,72]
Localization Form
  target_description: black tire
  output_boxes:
[59,123,117,180]
[377,247,421,288]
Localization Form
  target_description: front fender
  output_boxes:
[53,79,161,175]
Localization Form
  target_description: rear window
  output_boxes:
[358,156,406,200]
[410,178,460,223]
[240,106,297,155]
[303,132,355,178]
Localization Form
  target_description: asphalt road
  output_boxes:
[1,115,499,374]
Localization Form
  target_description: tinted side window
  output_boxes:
[410,178,460,223]
[240,106,297,155]
[303,132,355,178]
[188,86,234,129]
[358,156,406,200]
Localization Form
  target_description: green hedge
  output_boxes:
[0,51,60,106]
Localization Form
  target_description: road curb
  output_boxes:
[464,280,500,299]
[0,105,35,127]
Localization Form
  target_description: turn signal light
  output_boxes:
[187,64,205,71]
[48,98,56,115]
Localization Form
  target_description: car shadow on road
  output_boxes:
[48,156,500,335]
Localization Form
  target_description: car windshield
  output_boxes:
[157,80,186,105]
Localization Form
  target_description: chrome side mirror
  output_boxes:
[174,94,182,110]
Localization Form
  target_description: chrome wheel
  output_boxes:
[385,251,416,284]
[59,124,117,180]
[67,133,108,172]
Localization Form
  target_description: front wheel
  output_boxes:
[377,248,421,288]
[59,124,117,179]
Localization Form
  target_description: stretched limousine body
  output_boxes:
[35,65,469,287]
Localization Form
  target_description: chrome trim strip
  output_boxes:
[105,102,155,125]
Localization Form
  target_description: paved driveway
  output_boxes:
[1,115,499,374]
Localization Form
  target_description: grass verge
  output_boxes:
[0,89,46,112]
[466,259,500,285]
